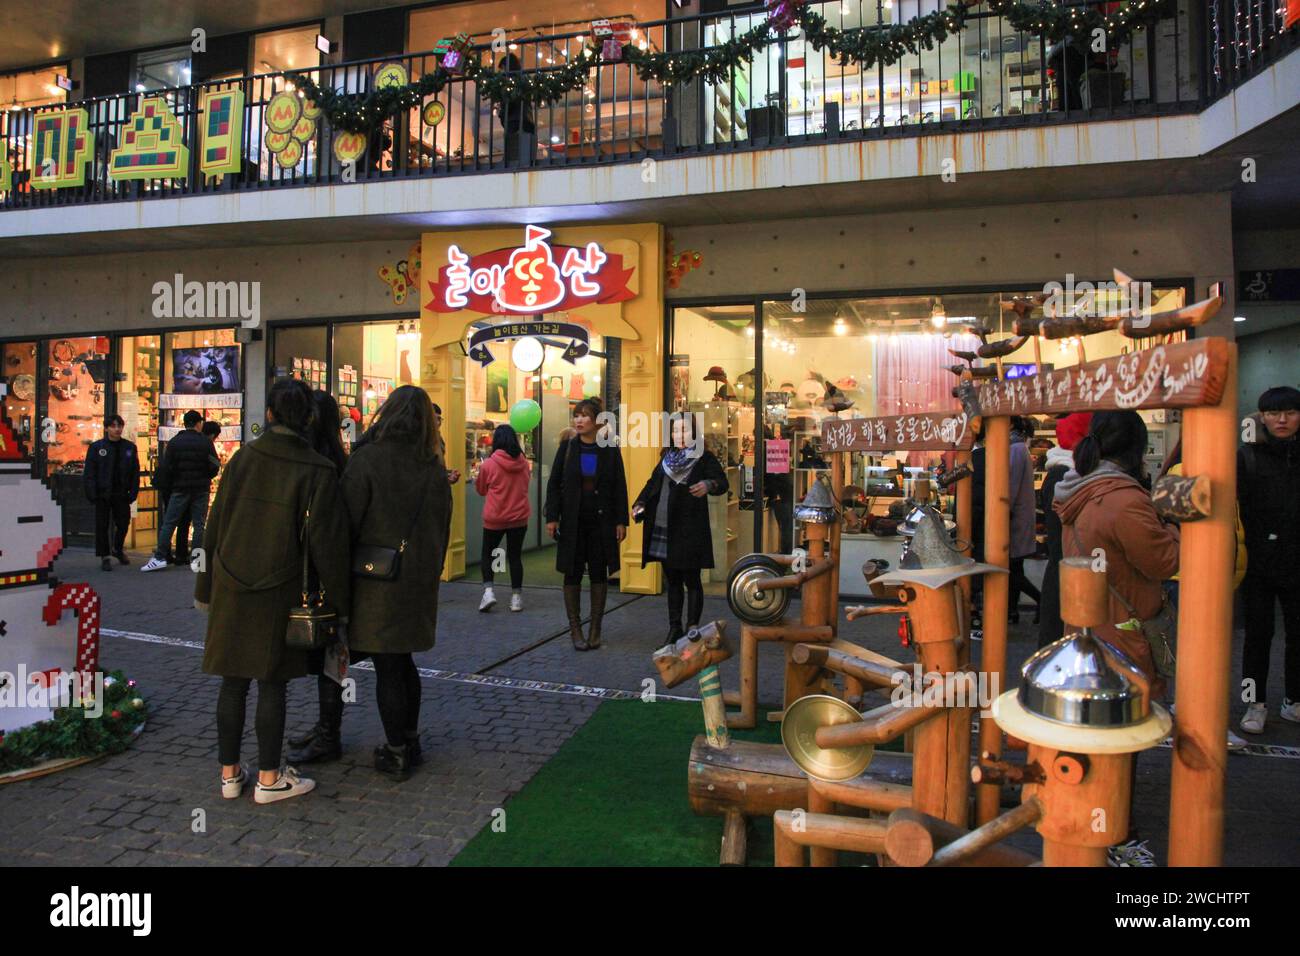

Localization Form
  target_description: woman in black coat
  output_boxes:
[342,385,452,780]
[632,413,729,645]
[545,398,629,651]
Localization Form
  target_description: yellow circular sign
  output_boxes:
[264,130,292,153]
[265,91,302,134]
[332,131,367,164]
[374,62,409,90]
[302,99,322,120]
[275,137,304,168]
[291,115,317,143]
[421,101,446,127]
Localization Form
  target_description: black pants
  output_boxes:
[372,652,421,748]
[1009,557,1041,612]
[93,497,131,557]
[1241,572,1300,704]
[217,677,287,772]
[482,525,527,589]
[664,567,704,629]
[1037,557,1064,648]
[563,517,608,585]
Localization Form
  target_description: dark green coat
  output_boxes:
[198,427,352,682]
[544,437,629,575]
[342,440,452,655]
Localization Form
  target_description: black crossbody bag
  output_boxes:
[352,470,434,581]
[285,509,340,651]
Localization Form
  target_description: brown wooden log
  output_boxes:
[846,603,906,620]
[945,364,998,379]
[976,415,1011,824]
[810,774,913,813]
[792,642,908,689]
[1025,744,1131,866]
[1152,473,1212,522]
[746,624,834,643]
[884,805,1040,867]
[652,620,732,689]
[977,335,1030,359]
[724,625,760,729]
[929,798,1042,866]
[773,818,805,867]
[1013,314,1047,336]
[1122,295,1221,338]
[719,809,747,866]
[814,697,940,748]
[808,783,837,867]
[699,665,730,751]
[687,737,807,818]
[1058,556,1109,630]
[1040,314,1121,339]
[773,811,890,855]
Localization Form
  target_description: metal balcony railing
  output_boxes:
[0,0,1293,213]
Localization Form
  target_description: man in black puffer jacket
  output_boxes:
[84,414,141,572]
[1237,386,1300,734]
[141,410,220,572]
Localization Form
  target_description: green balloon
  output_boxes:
[509,399,542,434]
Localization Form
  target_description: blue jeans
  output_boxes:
[155,491,208,561]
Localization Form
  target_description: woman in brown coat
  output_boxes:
[1053,410,1177,867]
[197,378,352,804]
[341,385,452,780]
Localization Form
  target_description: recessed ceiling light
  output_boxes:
[1233,315,1246,322]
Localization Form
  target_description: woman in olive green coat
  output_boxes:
[341,385,451,780]
[197,378,351,804]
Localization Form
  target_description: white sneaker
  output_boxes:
[1107,839,1156,867]
[1226,729,1249,753]
[221,766,247,799]
[1281,699,1300,724]
[509,592,523,612]
[140,557,170,572]
[1240,703,1267,735]
[479,588,496,612]
[254,766,315,805]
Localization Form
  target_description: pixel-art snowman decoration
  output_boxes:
[0,409,102,734]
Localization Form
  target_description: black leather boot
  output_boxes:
[587,582,608,650]
[564,584,588,651]
[404,732,423,767]
[686,583,704,632]
[666,579,684,646]
[288,722,342,764]
[374,743,411,781]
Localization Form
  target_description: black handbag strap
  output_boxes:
[300,509,315,607]
[397,467,437,555]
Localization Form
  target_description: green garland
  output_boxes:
[290,0,1175,134]
[0,671,147,775]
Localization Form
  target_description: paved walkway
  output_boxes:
[0,547,1295,866]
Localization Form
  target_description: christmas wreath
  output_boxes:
[0,671,147,776]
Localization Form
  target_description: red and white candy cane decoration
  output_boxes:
[42,583,102,681]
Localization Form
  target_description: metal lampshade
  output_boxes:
[793,477,838,524]
[1018,633,1149,728]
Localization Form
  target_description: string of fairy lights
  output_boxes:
[287,0,1181,135]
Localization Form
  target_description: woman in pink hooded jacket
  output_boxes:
[475,424,532,612]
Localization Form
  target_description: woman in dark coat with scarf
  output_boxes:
[632,413,729,645]
[545,398,629,651]
[342,385,452,780]
[197,378,351,805]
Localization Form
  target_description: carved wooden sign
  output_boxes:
[975,339,1230,416]
[823,411,974,453]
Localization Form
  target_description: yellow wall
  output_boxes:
[419,223,664,591]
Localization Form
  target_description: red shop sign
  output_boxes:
[425,225,636,316]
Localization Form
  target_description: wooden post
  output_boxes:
[808,783,837,867]
[1027,745,1131,867]
[830,451,844,638]
[699,665,730,750]
[725,625,759,729]
[788,521,833,711]
[954,449,973,606]
[1168,345,1237,866]
[976,415,1011,824]
[720,810,747,866]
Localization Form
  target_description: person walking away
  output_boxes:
[1054,411,1179,866]
[1237,386,1300,734]
[342,386,452,780]
[287,391,351,765]
[1037,412,1091,646]
[196,378,351,804]
[545,398,629,651]
[1008,417,1042,625]
[84,414,140,572]
[173,419,225,566]
[142,410,219,572]
[632,413,729,645]
[475,424,531,613]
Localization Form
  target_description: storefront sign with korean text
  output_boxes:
[823,412,973,453]
[426,225,635,316]
[467,320,590,366]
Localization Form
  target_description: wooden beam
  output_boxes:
[822,411,975,453]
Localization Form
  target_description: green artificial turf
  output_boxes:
[450,697,785,867]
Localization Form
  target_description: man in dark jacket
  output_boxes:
[141,410,219,572]
[83,414,140,572]
[1237,386,1300,734]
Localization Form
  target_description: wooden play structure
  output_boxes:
[669,273,1240,866]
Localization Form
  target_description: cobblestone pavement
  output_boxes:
[0,548,1295,866]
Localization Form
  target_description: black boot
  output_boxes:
[404,731,423,767]
[665,579,685,646]
[587,582,608,650]
[374,742,411,781]
[685,583,704,633]
[288,722,342,764]
[101,557,113,572]
[564,584,588,651]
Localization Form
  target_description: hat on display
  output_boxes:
[1054,412,1093,451]
[704,366,728,384]
[795,378,825,405]
[834,375,859,391]
[716,384,738,401]
[793,477,838,524]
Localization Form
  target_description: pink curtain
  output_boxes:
[873,333,981,417]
